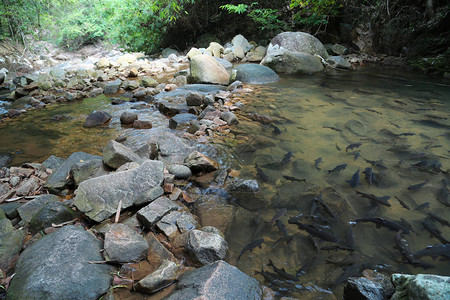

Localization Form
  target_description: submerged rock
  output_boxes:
[261,50,324,74]
[104,223,149,263]
[6,225,112,300]
[74,160,164,222]
[83,111,112,128]
[227,179,265,211]
[390,274,450,300]
[184,151,219,174]
[234,64,279,84]
[165,260,261,300]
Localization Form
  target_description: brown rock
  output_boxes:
[133,120,153,129]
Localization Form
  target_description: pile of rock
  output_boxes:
[0,130,262,298]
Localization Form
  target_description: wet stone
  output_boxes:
[169,113,198,129]
[29,201,77,234]
[71,158,109,186]
[0,209,25,273]
[120,111,138,125]
[186,92,204,106]
[104,79,122,94]
[83,111,112,128]
[17,194,60,223]
[137,260,179,293]
[0,202,22,219]
[42,155,65,171]
[104,223,149,263]
[220,111,239,125]
[184,151,219,174]
[167,164,192,179]
[133,120,153,129]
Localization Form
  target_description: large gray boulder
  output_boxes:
[261,50,324,74]
[83,111,112,128]
[390,274,450,300]
[104,79,122,94]
[71,159,109,186]
[6,225,112,300]
[0,209,25,273]
[29,201,77,234]
[190,54,230,85]
[165,260,261,300]
[104,223,149,263]
[102,140,140,169]
[73,160,164,222]
[234,64,279,84]
[44,152,101,193]
[266,31,329,58]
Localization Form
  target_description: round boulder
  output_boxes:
[189,55,230,85]
[83,111,112,128]
[234,64,279,84]
[266,31,329,58]
[120,111,138,125]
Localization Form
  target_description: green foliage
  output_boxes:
[220,2,285,33]
[290,0,341,28]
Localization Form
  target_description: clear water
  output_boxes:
[0,67,449,298]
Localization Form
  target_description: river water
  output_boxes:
[1,67,449,298]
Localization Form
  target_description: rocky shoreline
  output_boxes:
[0,32,448,299]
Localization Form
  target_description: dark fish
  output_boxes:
[345,225,355,250]
[255,163,269,182]
[267,208,287,226]
[336,143,342,151]
[328,164,347,174]
[271,124,282,135]
[288,220,338,242]
[411,160,442,173]
[237,238,265,261]
[275,219,292,242]
[314,194,337,219]
[355,217,409,233]
[283,175,306,182]
[332,264,360,287]
[321,245,354,252]
[314,157,322,171]
[323,126,342,132]
[422,218,450,244]
[281,152,294,166]
[362,167,377,186]
[356,191,391,207]
[414,202,430,210]
[366,108,382,115]
[408,180,428,191]
[394,230,416,263]
[437,179,449,207]
[400,218,416,234]
[352,151,361,161]
[354,88,374,95]
[413,244,450,260]
[268,259,298,281]
[398,132,416,136]
[296,258,317,277]
[364,159,388,169]
[309,200,318,215]
[346,169,361,188]
[428,213,450,227]
[394,100,407,106]
[346,143,362,152]
[394,196,411,210]
[425,144,442,150]
[388,144,412,153]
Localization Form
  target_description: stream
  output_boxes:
[1,66,449,298]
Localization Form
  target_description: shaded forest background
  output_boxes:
[1,0,449,72]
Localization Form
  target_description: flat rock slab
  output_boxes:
[74,160,164,222]
[44,152,101,193]
[165,260,261,300]
[235,64,279,84]
[186,229,227,265]
[6,225,112,300]
[102,140,141,169]
[104,223,149,263]
[137,197,181,230]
